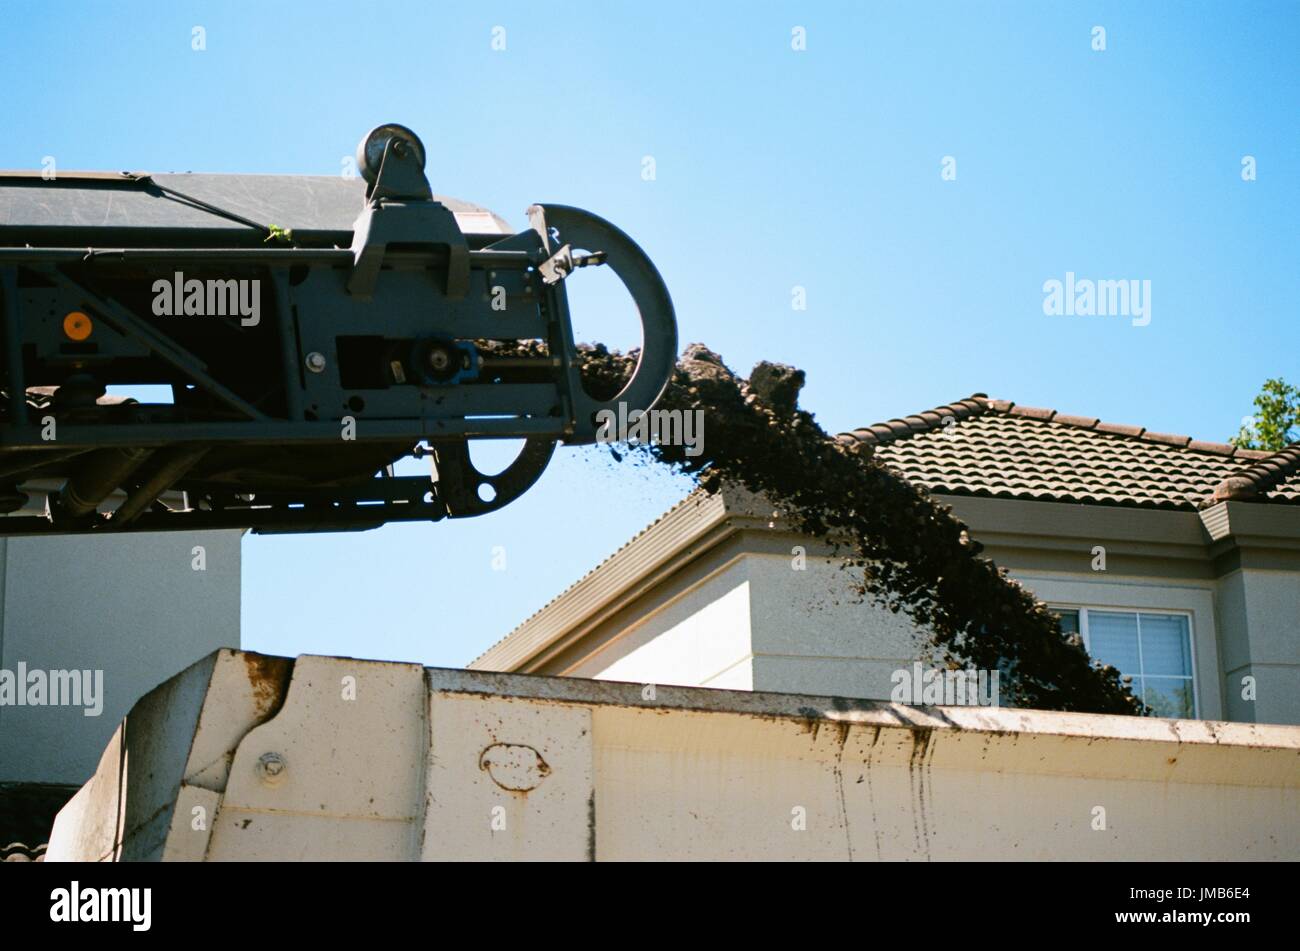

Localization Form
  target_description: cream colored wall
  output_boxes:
[590,705,1295,861]
[566,557,753,690]
[49,652,1300,862]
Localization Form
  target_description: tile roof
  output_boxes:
[472,391,1299,670]
[837,395,1300,511]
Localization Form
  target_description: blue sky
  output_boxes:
[3,2,1296,667]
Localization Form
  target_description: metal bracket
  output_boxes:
[348,138,469,301]
[432,436,556,518]
[527,204,677,444]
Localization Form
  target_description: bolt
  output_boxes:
[429,348,451,373]
[305,352,327,373]
[256,752,287,785]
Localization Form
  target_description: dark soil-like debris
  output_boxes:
[570,342,1144,716]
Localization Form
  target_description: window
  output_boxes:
[1054,608,1196,718]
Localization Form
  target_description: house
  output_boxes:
[0,529,241,860]
[470,394,1300,726]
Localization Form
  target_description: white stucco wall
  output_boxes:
[0,530,242,786]
[746,553,927,699]
[569,552,928,701]
[567,557,753,690]
[542,513,1298,728]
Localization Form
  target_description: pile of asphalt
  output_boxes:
[573,342,1142,716]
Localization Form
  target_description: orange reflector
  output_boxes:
[63,311,93,341]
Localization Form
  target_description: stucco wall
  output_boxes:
[563,550,1272,726]
[746,552,927,699]
[1216,567,1300,726]
[0,530,242,786]
[570,552,930,701]
[567,557,753,690]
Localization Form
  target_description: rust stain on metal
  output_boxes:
[479,743,551,792]
[909,727,933,769]
[241,652,294,721]
[908,727,935,860]
[831,728,856,861]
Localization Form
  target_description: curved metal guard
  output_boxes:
[527,204,677,444]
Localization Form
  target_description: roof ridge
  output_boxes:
[840,394,1271,461]
[1206,443,1300,506]
[836,393,992,447]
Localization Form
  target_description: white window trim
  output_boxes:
[1052,605,1200,719]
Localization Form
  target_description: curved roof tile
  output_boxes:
[838,395,1300,510]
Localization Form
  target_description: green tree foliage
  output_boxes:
[1231,378,1299,451]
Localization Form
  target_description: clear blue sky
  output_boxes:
[3,2,1296,667]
